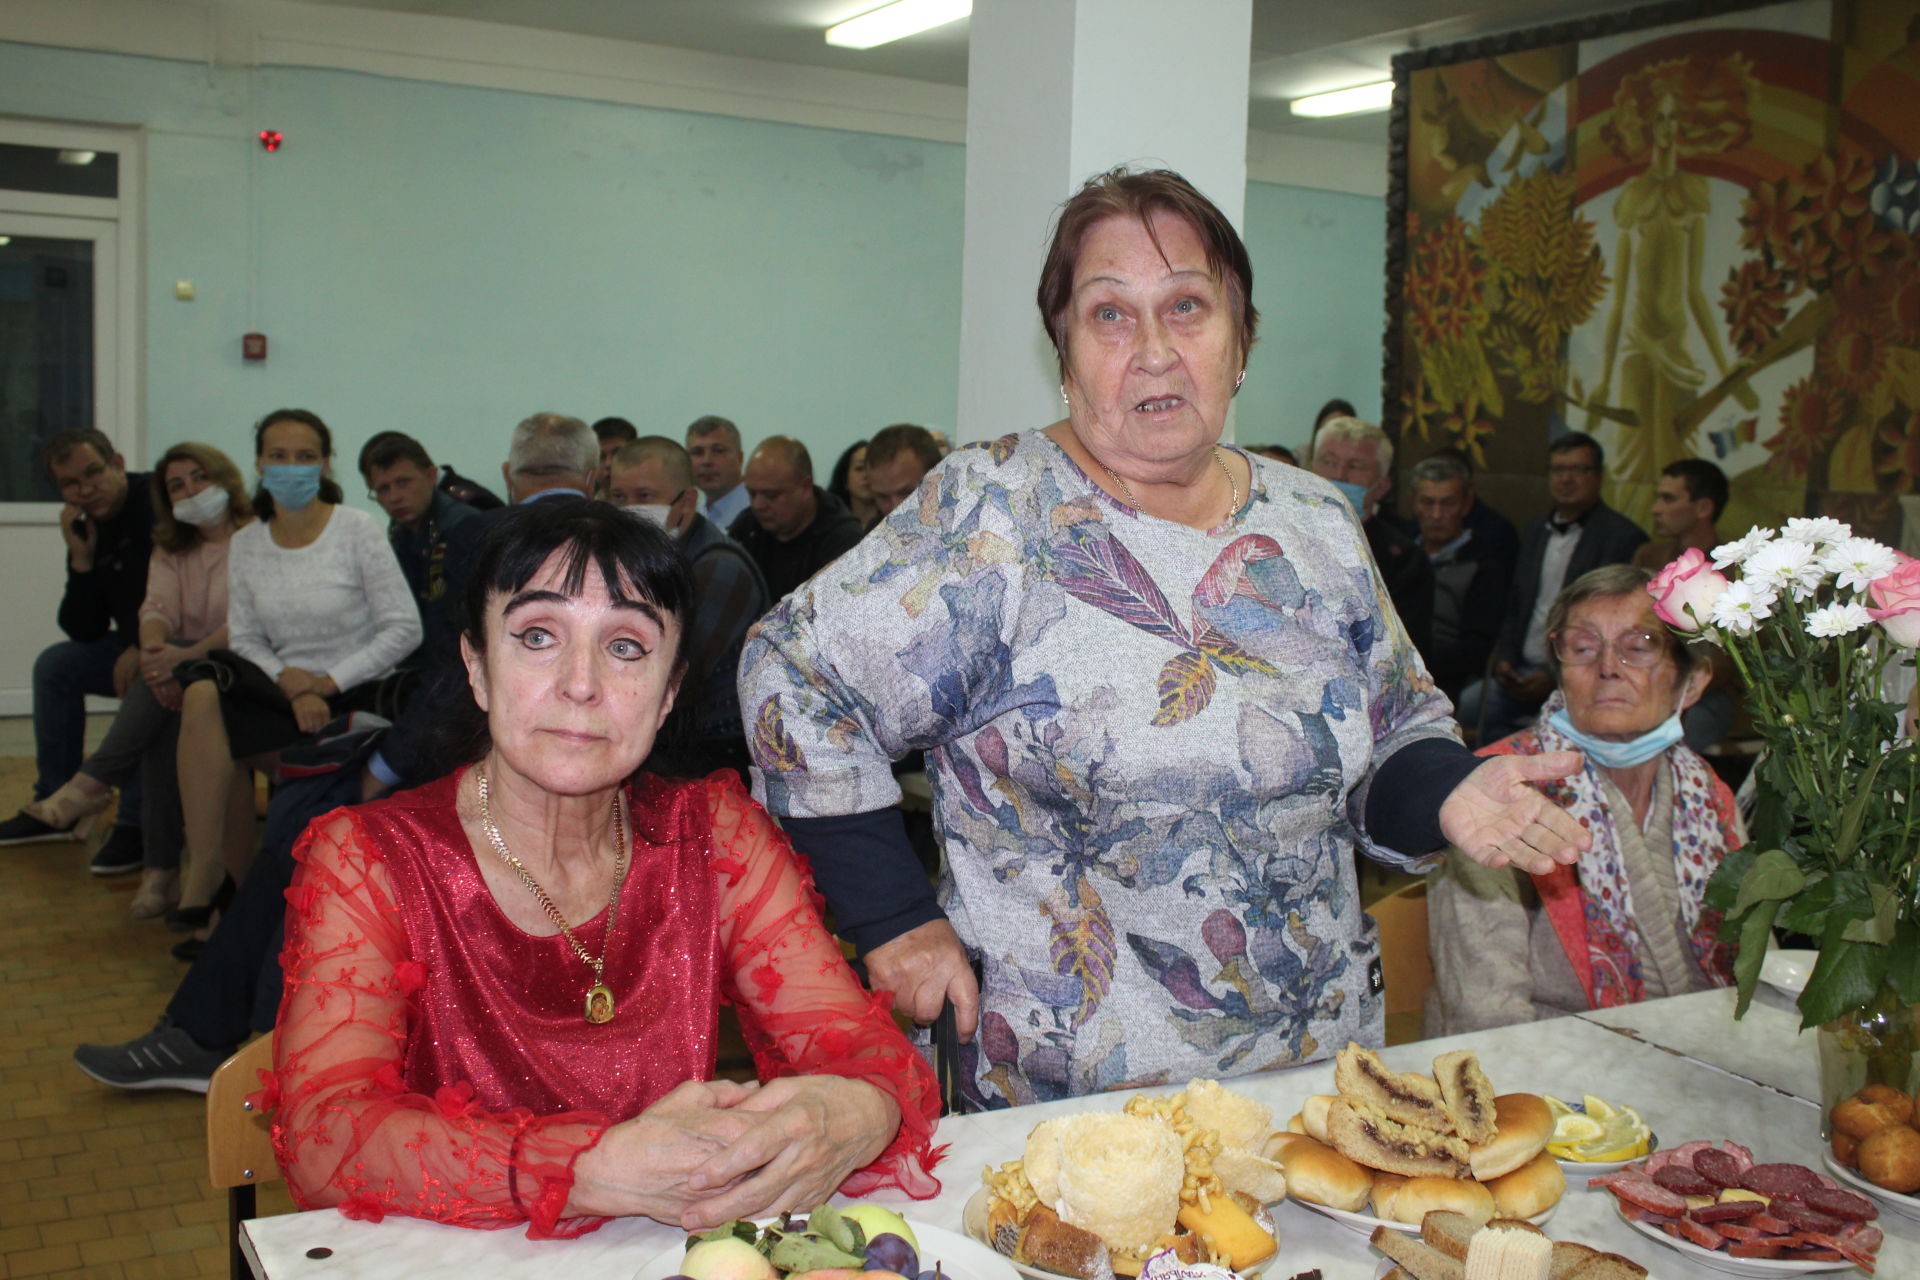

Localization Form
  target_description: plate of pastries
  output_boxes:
[1826,1082,1920,1223]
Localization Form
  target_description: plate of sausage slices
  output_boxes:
[1591,1139,1882,1276]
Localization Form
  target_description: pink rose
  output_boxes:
[1866,556,1920,646]
[1649,547,1730,633]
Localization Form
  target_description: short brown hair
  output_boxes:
[151,442,253,553]
[866,423,942,473]
[41,428,117,475]
[1036,167,1258,376]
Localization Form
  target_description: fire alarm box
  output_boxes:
[242,332,267,361]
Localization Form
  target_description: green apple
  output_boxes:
[680,1237,778,1280]
[840,1204,919,1255]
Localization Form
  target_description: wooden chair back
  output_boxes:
[206,1035,278,1280]
[1365,880,1433,1045]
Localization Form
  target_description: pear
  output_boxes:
[840,1205,919,1255]
[680,1237,778,1280]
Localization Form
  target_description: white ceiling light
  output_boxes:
[0,236,11,246]
[826,0,971,50]
[1289,81,1394,118]
[57,149,98,165]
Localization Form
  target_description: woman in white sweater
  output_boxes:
[172,409,421,927]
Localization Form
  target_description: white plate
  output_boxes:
[1762,949,1819,998]
[1823,1149,1920,1224]
[960,1188,1274,1280]
[1553,1126,1659,1181]
[1285,1194,1555,1236]
[635,1214,1019,1280]
[1611,1199,1856,1277]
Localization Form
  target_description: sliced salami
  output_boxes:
[1771,1201,1845,1233]
[1647,1139,1714,1175]
[1741,1162,1825,1198]
[1728,1241,1787,1259]
[1747,1213,1794,1236]
[1694,1148,1745,1188]
[1652,1165,1717,1196]
[1715,1223,1772,1243]
[1721,1140,1757,1172]
[1609,1177,1690,1217]
[1690,1200,1764,1223]
[1675,1217,1727,1251]
[1804,1186,1878,1222]
[1789,1248,1846,1261]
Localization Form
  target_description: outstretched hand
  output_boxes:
[1438,750,1590,875]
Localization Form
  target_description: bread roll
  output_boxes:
[1388,1175,1495,1226]
[1337,1043,1455,1132]
[1467,1094,1553,1180]
[1278,1135,1373,1213]
[1433,1050,1498,1145]
[1857,1083,1915,1126]
[1371,1171,1409,1221]
[1328,1098,1470,1179]
[1016,1205,1115,1280]
[1858,1123,1920,1193]
[1301,1094,1336,1143]
[1488,1149,1565,1219]
[1832,1097,1901,1141]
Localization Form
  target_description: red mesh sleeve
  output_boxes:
[269,810,612,1238]
[706,774,944,1198]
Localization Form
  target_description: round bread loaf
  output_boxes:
[1468,1094,1553,1180]
[1858,1123,1920,1193]
[1388,1176,1496,1226]
[1278,1135,1373,1213]
[1488,1150,1565,1219]
[1369,1172,1408,1221]
[1300,1095,1335,1144]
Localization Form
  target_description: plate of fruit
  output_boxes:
[634,1202,1017,1280]
[1543,1092,1656,1179]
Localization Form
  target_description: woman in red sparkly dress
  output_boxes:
[269,499,938,1238]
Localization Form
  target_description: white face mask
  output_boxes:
[171,486,231,529]
[624,504,679,537]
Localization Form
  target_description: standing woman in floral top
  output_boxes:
[739,168,1593,1107]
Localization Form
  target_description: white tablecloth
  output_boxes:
[243,989,1914,1279]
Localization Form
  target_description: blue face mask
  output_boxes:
[1328,478,1371,516]
[1549,705,1685,769]
[261,464,323,511]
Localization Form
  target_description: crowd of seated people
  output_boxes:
[42,389,1746,1098]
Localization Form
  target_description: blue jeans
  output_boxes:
[32,635,142,825]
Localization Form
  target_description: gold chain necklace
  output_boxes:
[476,766,629,1025]
[1102,446,1241,521]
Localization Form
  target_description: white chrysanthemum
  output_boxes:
[1712,525,1775,570]
[1746,539,1826,600]
[1820,537,1901,592]
[1806,602,1874,637]
[1711,581,1774,634]
[1782,516,1852,547]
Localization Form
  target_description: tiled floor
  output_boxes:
[0,717,294,1280]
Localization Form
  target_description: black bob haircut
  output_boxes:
[461,497,693,671]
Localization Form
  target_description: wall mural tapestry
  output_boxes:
[1387,0,1920,547]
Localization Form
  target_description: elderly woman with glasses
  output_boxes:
[1426,563,1742,1034]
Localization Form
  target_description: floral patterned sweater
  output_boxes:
[739,430,1461,1107]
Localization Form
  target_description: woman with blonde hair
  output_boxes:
[26,441,255,916]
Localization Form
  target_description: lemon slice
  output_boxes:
[1543,1094,1574,1119]
[1551,1113,1603,1144]
[1559,1105,1650,1162]
[1581,1093,1617,1122]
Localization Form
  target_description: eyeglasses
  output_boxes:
[1548,463,1598,477]
[1551,627,1669,667]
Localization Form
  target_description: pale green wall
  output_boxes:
[0,39,1385,503]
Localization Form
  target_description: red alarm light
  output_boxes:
[243,333,268,361]
[259,130,283,152]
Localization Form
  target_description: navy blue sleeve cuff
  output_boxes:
[1366,737,1482,855]
[780,808,943,955]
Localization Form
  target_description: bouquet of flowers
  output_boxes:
[1647,517,1920,1030]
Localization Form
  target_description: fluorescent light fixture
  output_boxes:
[1289,81,1394,118]
[826,0,970,49]
[0,236,10,246]
[57,149,98,165]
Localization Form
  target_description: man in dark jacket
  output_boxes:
[1310,415,1434,657]
[729,436,865,603]
[1459,432,1648,741]
[358,431,479,672]
[0,430,153,871]
[1410,451,1513,703]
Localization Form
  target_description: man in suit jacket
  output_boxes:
[1458,432,1647,742]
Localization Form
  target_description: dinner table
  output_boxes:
[240,982,1916,1279]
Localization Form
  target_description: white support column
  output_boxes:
[955,0,1252,442]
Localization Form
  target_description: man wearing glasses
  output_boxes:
[0,430,154,874]
[1457,433,1647,743]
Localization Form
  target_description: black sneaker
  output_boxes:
[73,1017,228,1093]
[0,809,77,846]
[89,824,143,877]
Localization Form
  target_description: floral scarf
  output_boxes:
[1481,692,1738,1009]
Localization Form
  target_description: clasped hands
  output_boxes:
[573,1075,897,1230]
[277,666,337,733]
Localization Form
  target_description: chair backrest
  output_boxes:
[206,1035,277,1191]
[1365,880,1433,1044]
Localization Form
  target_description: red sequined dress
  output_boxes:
[269,768,940,1237]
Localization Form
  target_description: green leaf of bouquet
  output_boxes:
[1830,750,1889,865]
[1705,843,1758,914]
[1776,871,1834,935]
[1798,933,1891,1030]
[1730,848,1805,918]
[1891,923,1920,1005]
[1732,897,1782,1020]
[1841,884,1899,944]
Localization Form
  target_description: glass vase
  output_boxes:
[1817,980,1920,1143]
